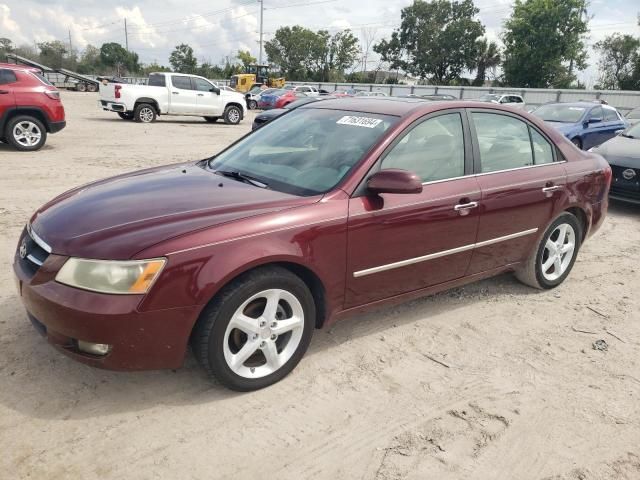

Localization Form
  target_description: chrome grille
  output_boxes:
[17,224,51,276]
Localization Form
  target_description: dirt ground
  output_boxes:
[1,92,639,480]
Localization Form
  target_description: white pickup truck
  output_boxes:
[99,72,247,124]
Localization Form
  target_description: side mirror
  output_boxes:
[587,117,602,124]
[367,169,423,195]
[211,86,221,95]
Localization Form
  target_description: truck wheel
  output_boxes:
[248,100,258,110]
[87,83,98,93]
[134,103,157,123]
[76,83,87,92]
[5,115,47,152]
[118,112,134,120]
[223,105,242,125]
[204,117,219,123]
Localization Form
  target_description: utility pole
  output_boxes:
[124,18,129,51]
[258,0,264,65]
[68,29,72,54]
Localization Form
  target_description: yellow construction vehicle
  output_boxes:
[230,64,285,93]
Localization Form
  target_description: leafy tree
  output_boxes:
[197,62,225,79]
[595,34,640,90]
[38,41,69,69]
[236,50,256,68]
[100,42,139,75]
[140,62,172,76]
[265,26,320,80]
[323,30,360,81]
[0,38,14,59]
[169,44,197,74]
[77,45,101,74]
[502,0,589,88]
[472,38,501,86]
[374,0,484,85]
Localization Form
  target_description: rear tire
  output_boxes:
[117,112,134,120]
[223,105,242,125]
[204,116,219,123]
[515,212,582,289]
[87,83,98,93]
[76,83,87,92]
[5,115,47,151]
[191,266,315,391]
[134,103,156,123]
[248,99,258,110]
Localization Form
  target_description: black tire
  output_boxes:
[248,99,258,110]
[76,83,87,92]
[87,83,98,93]
[571,137,583,150]
[134,103,157,123]
[117,112,134,120]
[515,212,582,290]
[204,116,219,123]
[223,105,242,125]
[191,266,315,391]
[4,115,47,152]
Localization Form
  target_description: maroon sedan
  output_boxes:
[14,98,611,391]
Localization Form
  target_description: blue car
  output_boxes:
[532,102,628,150]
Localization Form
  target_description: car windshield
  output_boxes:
[479,94,501,102]
[627,109,640,119]
[207,108,397,196]
[533,105,587,123]
[624,123,640,138]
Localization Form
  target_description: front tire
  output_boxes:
[134,103,156,123]
[223,105,242,125]
[515,212,582,289]
[191,267,315,391]
[5,115,47,151]
[248,99,258,110]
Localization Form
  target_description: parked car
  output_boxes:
[477,93,526,109]
[283,85,321,97]
[590,122,640,204]
[252,96,336,130]
[246,87,277,110]
[99,72,247,124]
[532,102,628,150]
[355,91,388,97]
[625,107,640,126]
[0,63,66,151]
[395,94,456,101]
[258,89,306,109]
[14,98,611,391]
[332,88,363,97]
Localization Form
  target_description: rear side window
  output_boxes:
[148,74,166,87]
[530,128,554,164]
[0,69,17,85]
[588,107,603,122]
[171,75,192,90]
[472,112,533,172]
[603,108,619,122]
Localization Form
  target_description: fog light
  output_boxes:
[77,340,112,356]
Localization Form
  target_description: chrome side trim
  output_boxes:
[353,227,538,278]
[27,223,52,253]
[26,254,43,266]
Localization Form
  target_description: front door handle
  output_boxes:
[197,93,204,96]
[454,201,478,216]
[172,91,179,95]
[0,90,9,94]
[542,185,562,197]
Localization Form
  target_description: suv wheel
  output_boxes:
[5,116,47,151]
[134,103,157,123]
[191,266,315,391]
[223,105,242,125]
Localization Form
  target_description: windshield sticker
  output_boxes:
[337,116,383,128]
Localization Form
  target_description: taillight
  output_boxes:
[115,85,122,99]
[44,90,60,100]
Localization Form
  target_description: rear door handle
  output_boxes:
[542,186,562,194]
[454,201,478,216]
[0,90,9,94]
[197,93,204,96]
[172,91,179,95]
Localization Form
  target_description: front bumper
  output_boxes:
[610,165,640,204]
[13,234,200,371]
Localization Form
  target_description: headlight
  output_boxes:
[56,258,166,294]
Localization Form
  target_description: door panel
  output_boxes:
[168,75,199,115]
[0,69,16,119]
[346,177,481,307]
[192,77,224,115]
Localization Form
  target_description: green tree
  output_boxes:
[169,44,197,74]
[374,0,485,85]
[0,38,14,59]
[472,38,501,86]
[197,62,225,79]
[502,0,589,88]
[595,34,640,90]
[100,42,139,75]
[236,50,257,68]
[77,45,101,74]
[38,41,68,69]
[322,29,360,81]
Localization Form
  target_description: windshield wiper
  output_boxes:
[214,169,268,188]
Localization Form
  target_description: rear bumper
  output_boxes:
[49,121,66,134]
[99,100,127,112]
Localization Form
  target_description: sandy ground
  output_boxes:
[1,92,639,480]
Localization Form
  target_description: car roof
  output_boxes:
[0,62,40,73]
[542,102,602,109]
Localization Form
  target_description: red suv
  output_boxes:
[0,63,66,151]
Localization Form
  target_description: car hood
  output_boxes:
[30,163,315,259]
[595,135,640,167]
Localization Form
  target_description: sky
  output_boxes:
[1,0,638,87]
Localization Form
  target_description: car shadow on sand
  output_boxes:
[0,272,542,420]
[86,117,238,126]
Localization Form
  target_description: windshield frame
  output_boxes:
[203,107,400,197]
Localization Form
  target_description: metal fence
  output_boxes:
[45,72,640,113]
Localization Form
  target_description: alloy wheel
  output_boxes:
[228,108,240,124]
[540,223,576,281]
[139,107,154,123]
[12,121,42,148]
[223,289,304,379]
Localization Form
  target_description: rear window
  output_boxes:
[148,74,166,87]
[0,69,17,85]
[172,76,192,90]
[603,108,619,122]
[31,72,53,86]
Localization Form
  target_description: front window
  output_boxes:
[207,108,398,196]
[533,104,587,123]
[479,94,501,102]
[193,77,213,92]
